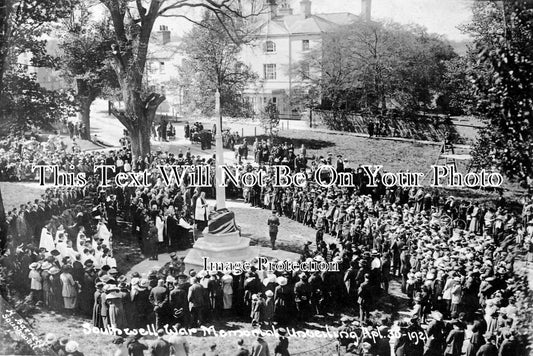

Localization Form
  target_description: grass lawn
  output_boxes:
[28,312,346,356]
[0,182,47,211]
[245,130,442,174]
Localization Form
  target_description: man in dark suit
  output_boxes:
[357,274,372,322]
[169,278,190,328]
[150,329,170,356]
[400,246,411,293]
[444,321,465,356]
[149,279,168,330]
[294,273,310,321]
[475,333,498,356]
[188,277,206,327]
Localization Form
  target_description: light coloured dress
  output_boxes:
[60,272,78,309]
[221,274,233,310]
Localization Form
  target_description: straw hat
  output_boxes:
[138,279,149,288]
[276,276,288,286]
[65,341,79,353]
[41,261,52,270]
[44,333,57,345]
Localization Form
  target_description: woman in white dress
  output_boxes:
[96,218,112,248]
[155,212,165,243]
[221,271,233,311]
[39,224,55,252]
[60,266,78,313]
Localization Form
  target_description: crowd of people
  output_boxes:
[0,131,532,355]
[0,133,83,181]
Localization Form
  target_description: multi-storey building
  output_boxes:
[240,0,370,119]
[145,25,184,116]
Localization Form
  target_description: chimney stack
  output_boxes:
[268,0,278,19]
[361,0,371,21]
[157,25,171,44]
[300,0,311,18]
[278,0,293,16]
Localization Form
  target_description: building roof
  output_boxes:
[315,12,360,26]
[254,11,359,37]
[147,41,181,60]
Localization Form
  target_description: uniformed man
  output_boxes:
[267,210,280,250]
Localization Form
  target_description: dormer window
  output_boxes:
[264,40,276,53]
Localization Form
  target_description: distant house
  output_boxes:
[145,25,184,116]
[240,0,371,119]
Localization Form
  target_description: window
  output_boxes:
[272,97,277,103]
[265,40,276,53]
[302,39,310,51]
[159,62,165,73]
[263,64,276,80]
[301,62,310,79]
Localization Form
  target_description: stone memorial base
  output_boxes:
[183,231,258,269]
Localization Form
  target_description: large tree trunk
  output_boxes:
[129,120,152,161]
[79,96,93,140]
[111,87,165,162]
[0,187,7,253]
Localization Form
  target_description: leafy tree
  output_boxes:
[179,12,257,117]
[58,6,118,139]
[0,0,77,132]
[436,55,476,115]
[0,67,75,130]
[299,20,456,115]
[260,100,279,140]
[100,0,265,160]
[469,0,533,183]
[0,0,76,91]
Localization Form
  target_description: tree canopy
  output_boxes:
[469,0,533,182]
[0,0,77,132]
[57,5,118,138]
[299,20,457,114]
[178,11,256,117]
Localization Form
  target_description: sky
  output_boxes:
[93,0,475,43]
[306,0,474,41]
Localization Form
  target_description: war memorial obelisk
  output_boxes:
[183,90,256,268]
